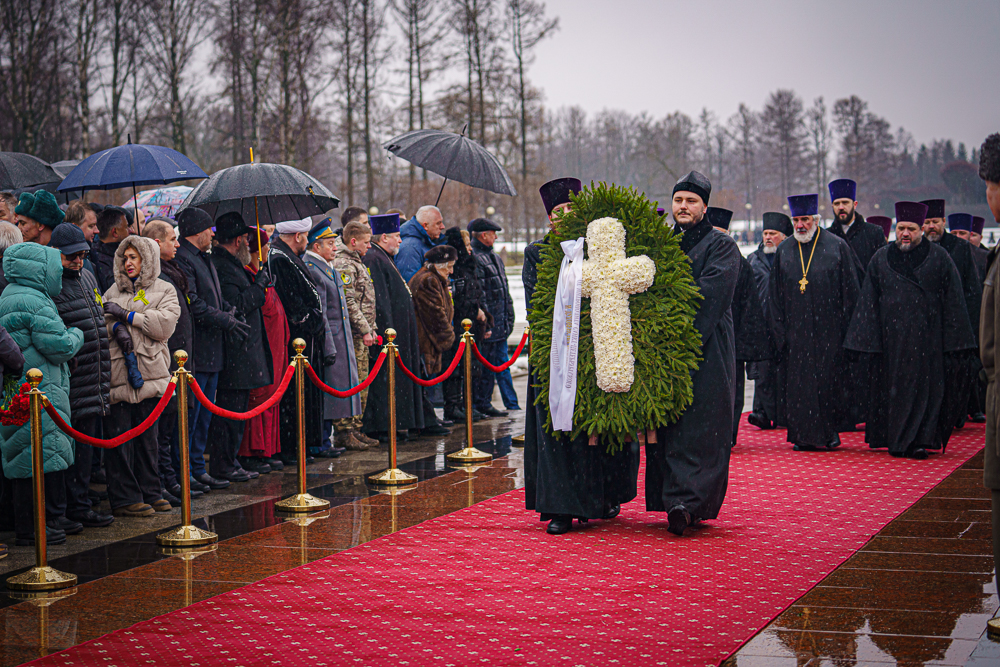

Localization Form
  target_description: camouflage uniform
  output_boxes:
[333,239,377,430]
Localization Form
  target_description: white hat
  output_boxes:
[274,216,312,234]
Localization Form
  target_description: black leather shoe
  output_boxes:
[546,516,573,535]
[68,510,114,527]
[792,443,817,452]
[478,405,508,418]
[907,448,929,460]
[265,458,284,471]
[47,516,83,535]
[240,457,271,474]
[472,410,487,422]
[219,469,251,482]
[956,416,967,429]
[161,487,182,507]
[602,504,621,520]
[439,418,455,426]
[444,409,466,422]
[667,506,691,536]
[971,412,987,423]
[171,482,204,498]
[825,435,842,450]
[419,424,451,437]
[309,447,341,459]
[747,412,773,430]
[194,473,230,490]
[16,525,65,546]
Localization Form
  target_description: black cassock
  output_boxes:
[844,241,975,453]
[936,232,985,420]
[268,237,326,452]
[522,235,639,520]
[747,245,786,427]
[769,229,861,448]
[828,214,887,272]
[731,254,773,444]
[363,244,424,433]
[647,219,740,520]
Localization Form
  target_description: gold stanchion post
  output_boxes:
[276,339,331,511]
[368,329,418,486]
[6,369,77,591]
[157,351,218,547]
[447,319,492,465]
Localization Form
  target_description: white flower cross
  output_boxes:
[581,217,656,393]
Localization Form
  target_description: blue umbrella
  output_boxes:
[57,136,208,227]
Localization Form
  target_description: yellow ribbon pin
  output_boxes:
[133,289,149,305]
[93,288,103,306]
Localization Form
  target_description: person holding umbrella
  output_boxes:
[14,190,64,246]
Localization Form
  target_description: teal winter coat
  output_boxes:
[0,244,84,479]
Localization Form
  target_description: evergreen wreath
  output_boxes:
[528,182,703,452]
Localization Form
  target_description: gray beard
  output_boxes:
[926,231,942,242]
[895,236,922,253]
[236,244,251,265]
[793,226,818,244]
[763,245,777,254]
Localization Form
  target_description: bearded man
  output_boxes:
[768,193,861,452]
[827,179,886,271]
[845,202,975,459]
[747,212,792,430]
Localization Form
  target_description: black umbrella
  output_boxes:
[383,128,517,205]
[0,152,63,190]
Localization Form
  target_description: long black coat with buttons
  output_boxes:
[53,266,111,419]
[176,238,234,374]
[471,238,514,340]
[211,247,271,391]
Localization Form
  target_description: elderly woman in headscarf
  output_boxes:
[408,245,458,382]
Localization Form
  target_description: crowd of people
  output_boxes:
[0,190,520,554]
[523,133,1000,537]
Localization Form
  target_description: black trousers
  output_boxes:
[7,473,63,538]
[158,402,179,490]
[208,389,249,477]
[104,399,161,509]
[57,416,102,518]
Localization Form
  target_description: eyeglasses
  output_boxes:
[66,251,89,261]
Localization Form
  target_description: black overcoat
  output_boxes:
[53,267,111,419]
[362,243,424,432]
[521,234,639,520]
[828,213,886,272]
[176,238,233,374]
[211,247,271,391]
[733,254,772,363]
[769,229,861,447]
[89,238,118,294]
[472,238,515,339]
[937,232,983,337]
[647,219,740,520]
[844,241,975,452]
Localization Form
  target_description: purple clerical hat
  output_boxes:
[919,199,945,219]
[369,213,400,235]
[787,194,818,218]
[539,178,582,216]
[895,201,929,225]
[828,178,857,202]
[947,213,973,232]
[867,215,893,239]
[972,216,986,235]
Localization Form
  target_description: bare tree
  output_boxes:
[507,0,556,182]
[806,96,831,208]
[69,0,103,156]
[760,89,807,196]
[728,103,758,216]
[103,0,141,146]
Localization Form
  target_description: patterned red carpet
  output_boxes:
[30,418,985,667]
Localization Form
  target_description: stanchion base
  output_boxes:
[368,468,419,486]
[987,617,1000,639]
[158,543,219,559]
[6,566,77,591]
[510,434,525,447]
[156,524,218,548]
[446,447,493,465]
[6,587,77,604]
[275,493,331,512]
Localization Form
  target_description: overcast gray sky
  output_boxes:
[530,0,999,152]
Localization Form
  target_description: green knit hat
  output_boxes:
[14,190,65,228]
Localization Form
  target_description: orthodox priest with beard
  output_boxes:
[827,179,886,271]
[845,202,975,458]
[768,194,861,452]
[747,212,793,431]
[522,177,639,536]
[646,172,741,536]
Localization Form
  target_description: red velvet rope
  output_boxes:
[189,364,296,420]
[306,350,386,397]
[394,342,466,387]
[472,330,530,373]
[43,382,177,449]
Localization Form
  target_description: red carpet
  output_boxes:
[31,419,985,667]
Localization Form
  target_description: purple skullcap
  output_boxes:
[947,213,973,232]
[828,178,857,203]
[787,194,818,217]
[369,213,400,235]
[919,199,945,219]
[972,216,986,235]
[895,201,929,226]
[867,216,893,239]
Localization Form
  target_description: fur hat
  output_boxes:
[979,133,1000,184]
[424,245,457,264]
[14,190,64,228]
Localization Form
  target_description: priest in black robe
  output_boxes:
[867,216,894,241]
[827,179,886,272]
[269,217,327,459]
[769,193,861,451]
[971,216,990,279]
[844,202,976,458]
[647,172,741,536]
[747,212,792,431]
[707,207,773,446]
[522,177,639,535]
[949,212,989,421]
[363,213,424,438]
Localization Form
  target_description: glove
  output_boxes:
[104,302,131,323]
[112,323,134,356]
[323,353,337,367]
[123,352,145,389]
[226,315,251,341]
[254,268,273,290]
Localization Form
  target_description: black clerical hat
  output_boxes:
[919,199,945,219]
[539,178,582,216]
[706,207,733,230]
[672,171,711,205]
[763,212,793,236]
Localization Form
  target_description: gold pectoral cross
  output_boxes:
[799,276,808,293]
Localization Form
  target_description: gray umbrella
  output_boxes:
[0,152,63,190]
[177,162,339,226]
[383,128,517,205]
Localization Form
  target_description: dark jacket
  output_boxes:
[159,258,195,373]
[828,212,886,273]
[472,237,514,340]
[90,237,119,294]
[268,237,325,340]
[211,246,271,391]
[0,323,22,376]
[175,238,234,374]
[52,266,111,419]
[444,227,492,340]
